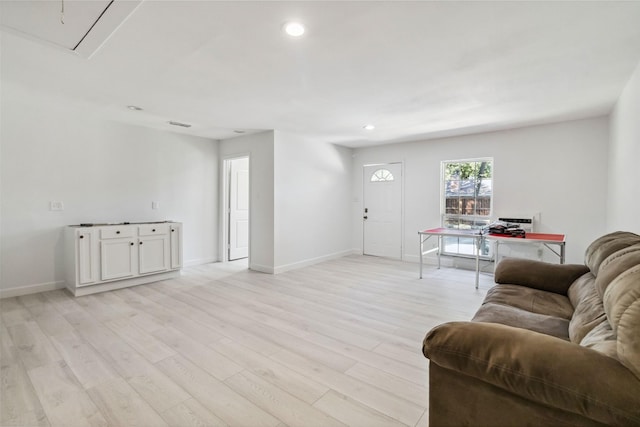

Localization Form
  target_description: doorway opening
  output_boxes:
[223,156,250,263]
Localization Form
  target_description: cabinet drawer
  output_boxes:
[139,223,169,236]
[100,226,134,239]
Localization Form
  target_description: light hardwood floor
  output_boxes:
[1,255,494,427]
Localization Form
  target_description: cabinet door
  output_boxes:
[77,230,98,285]
[139,235,170,274]
[101,239,137,281]
[170,223,182,269]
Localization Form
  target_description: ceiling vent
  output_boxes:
[0,0,142,58]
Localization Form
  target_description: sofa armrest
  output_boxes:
[423,321,640,425]
[494,258,590,294]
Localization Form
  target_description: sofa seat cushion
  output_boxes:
[472,302,570,340]
[482,284,574,319]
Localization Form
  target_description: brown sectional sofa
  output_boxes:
[422,231,640,426]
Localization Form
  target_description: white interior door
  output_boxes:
[229,157,249,261]
[363,163,402,259]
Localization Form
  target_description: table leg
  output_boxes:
[419,235,423,279]
[437,236,441,269]
[475,236,480,290]
[560,243,565,264]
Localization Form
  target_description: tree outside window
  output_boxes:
[442,159,493,256]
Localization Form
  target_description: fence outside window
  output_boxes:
[441,158,493,257]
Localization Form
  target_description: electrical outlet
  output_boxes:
[152,201,159,210]
[50,201,64,211]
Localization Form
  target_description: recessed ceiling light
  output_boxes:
[284,22,305,37]
[168,121,192,128]
[127,105,143,111]
[363,124,375,131]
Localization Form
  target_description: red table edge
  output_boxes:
[420,228,565,242]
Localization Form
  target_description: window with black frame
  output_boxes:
[441,159,493,257]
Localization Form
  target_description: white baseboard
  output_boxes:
[403,253,479,269]
[0,280,66,299]
[249,263,275,274]
[403,254,415,263]
[404,250,443,263]
[184,257,218,267]
[273,249,356,274]
[0,250,446,298]
[248,249,358,275]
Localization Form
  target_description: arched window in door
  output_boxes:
[370,168,395,182]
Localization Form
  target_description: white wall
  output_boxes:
[219,131,353,273]
[352,117,610,265]
[273,131,353,272]
[219,131,275,272]
[608,62,640,234]
[0,82,219,296]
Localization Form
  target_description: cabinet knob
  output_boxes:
[116,230,121,234]
[79,235,84,239]
[171,229,175,232]
[152,229,156,232]
[130,242,134,246]
[139,241,143,245]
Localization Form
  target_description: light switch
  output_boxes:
[50,201,64,211]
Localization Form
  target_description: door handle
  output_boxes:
[363,216,368,220]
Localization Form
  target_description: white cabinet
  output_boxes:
[170,223,182,269]
[138,224,170,274]
[76,229,98,285]
[99,225,137,281]
[65,222,182,296]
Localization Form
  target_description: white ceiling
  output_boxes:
[2,1,640,147]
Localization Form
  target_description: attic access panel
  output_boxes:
[0,0,141,58]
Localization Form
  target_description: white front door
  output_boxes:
[363,163,402,259]
[229,157,249,260]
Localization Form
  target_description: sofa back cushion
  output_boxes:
[597,245,640,379]
[595,243,640,296]
[568,273,606,343]
[584,231,640,275]
[580,319,618,359]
